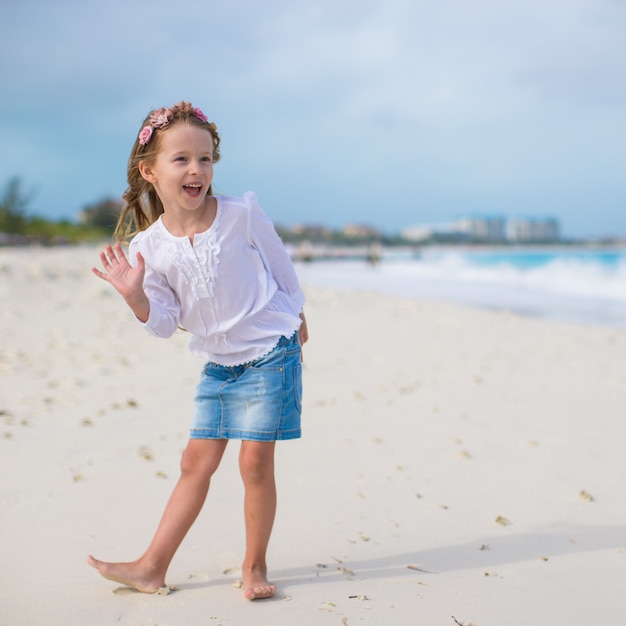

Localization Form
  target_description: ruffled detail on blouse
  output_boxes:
[155,203,222,300]
[187,204,222,299]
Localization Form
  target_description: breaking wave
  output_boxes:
[294,247,626,329]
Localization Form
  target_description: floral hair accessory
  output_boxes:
[137,108,172,146]
[149,108,173,129]
[193,107,208,122]
[138,104,211,147]
[138,126,153,145]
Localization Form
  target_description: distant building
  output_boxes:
[506,217,560,243]
[454,215,506,242]
[341,223,381,239]
[401,223,459,243]
[402,214,561,244]
[281,224,334,240]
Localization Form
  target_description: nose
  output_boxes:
[188,158,211,175]
[188,159,201,174]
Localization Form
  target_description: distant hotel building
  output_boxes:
[506,217,560,243]
[401,223,458,242]
[341,223,382,239]
[402,215,561,244]
[454,215,506,242]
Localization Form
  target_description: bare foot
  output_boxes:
[87,555,166,594]
[243,565,276,600]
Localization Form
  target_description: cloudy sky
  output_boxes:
[1,0,625,238]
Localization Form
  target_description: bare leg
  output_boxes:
[88,438,228,593]
[239,440,277,600]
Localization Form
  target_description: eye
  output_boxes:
[175,156,187,162]
[201,156,213,162]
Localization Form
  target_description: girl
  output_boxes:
[88,101,308,601]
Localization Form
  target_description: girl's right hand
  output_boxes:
[92,244,145,297]
[92,244,150,322]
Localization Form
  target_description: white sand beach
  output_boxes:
[1,245,625,626]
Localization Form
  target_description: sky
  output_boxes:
[1,0,625,238]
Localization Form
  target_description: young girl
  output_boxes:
[88,101,308,601]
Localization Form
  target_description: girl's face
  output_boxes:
[139,123,215,214]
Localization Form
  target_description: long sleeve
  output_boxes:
[129,235,181,338]
[245,192,305,310]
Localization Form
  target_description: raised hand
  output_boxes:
[92,244,145,296]
[92,244,150,322]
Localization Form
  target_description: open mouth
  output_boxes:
[183,183,203,198]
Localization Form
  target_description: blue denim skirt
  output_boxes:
[190,333,302,441]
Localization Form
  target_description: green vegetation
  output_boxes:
[0,177,118,245]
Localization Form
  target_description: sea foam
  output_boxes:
[295,247,626,329]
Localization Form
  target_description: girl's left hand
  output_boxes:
[298,311,309,346]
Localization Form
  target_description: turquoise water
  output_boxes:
[295,247,626,329]
[441,248,625,270]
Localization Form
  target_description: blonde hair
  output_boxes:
[114,101,221,241]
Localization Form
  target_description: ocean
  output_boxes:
[294,246,626,330]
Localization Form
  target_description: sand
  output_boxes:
[1,245,625,626]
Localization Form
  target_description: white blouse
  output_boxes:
[129,192,305,365]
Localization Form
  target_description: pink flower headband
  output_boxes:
[138,106,209,146]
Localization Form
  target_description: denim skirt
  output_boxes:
[190,333,302,441]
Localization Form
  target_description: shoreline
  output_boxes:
[294,259,626,332]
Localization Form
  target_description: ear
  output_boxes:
[138,161,157,184]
